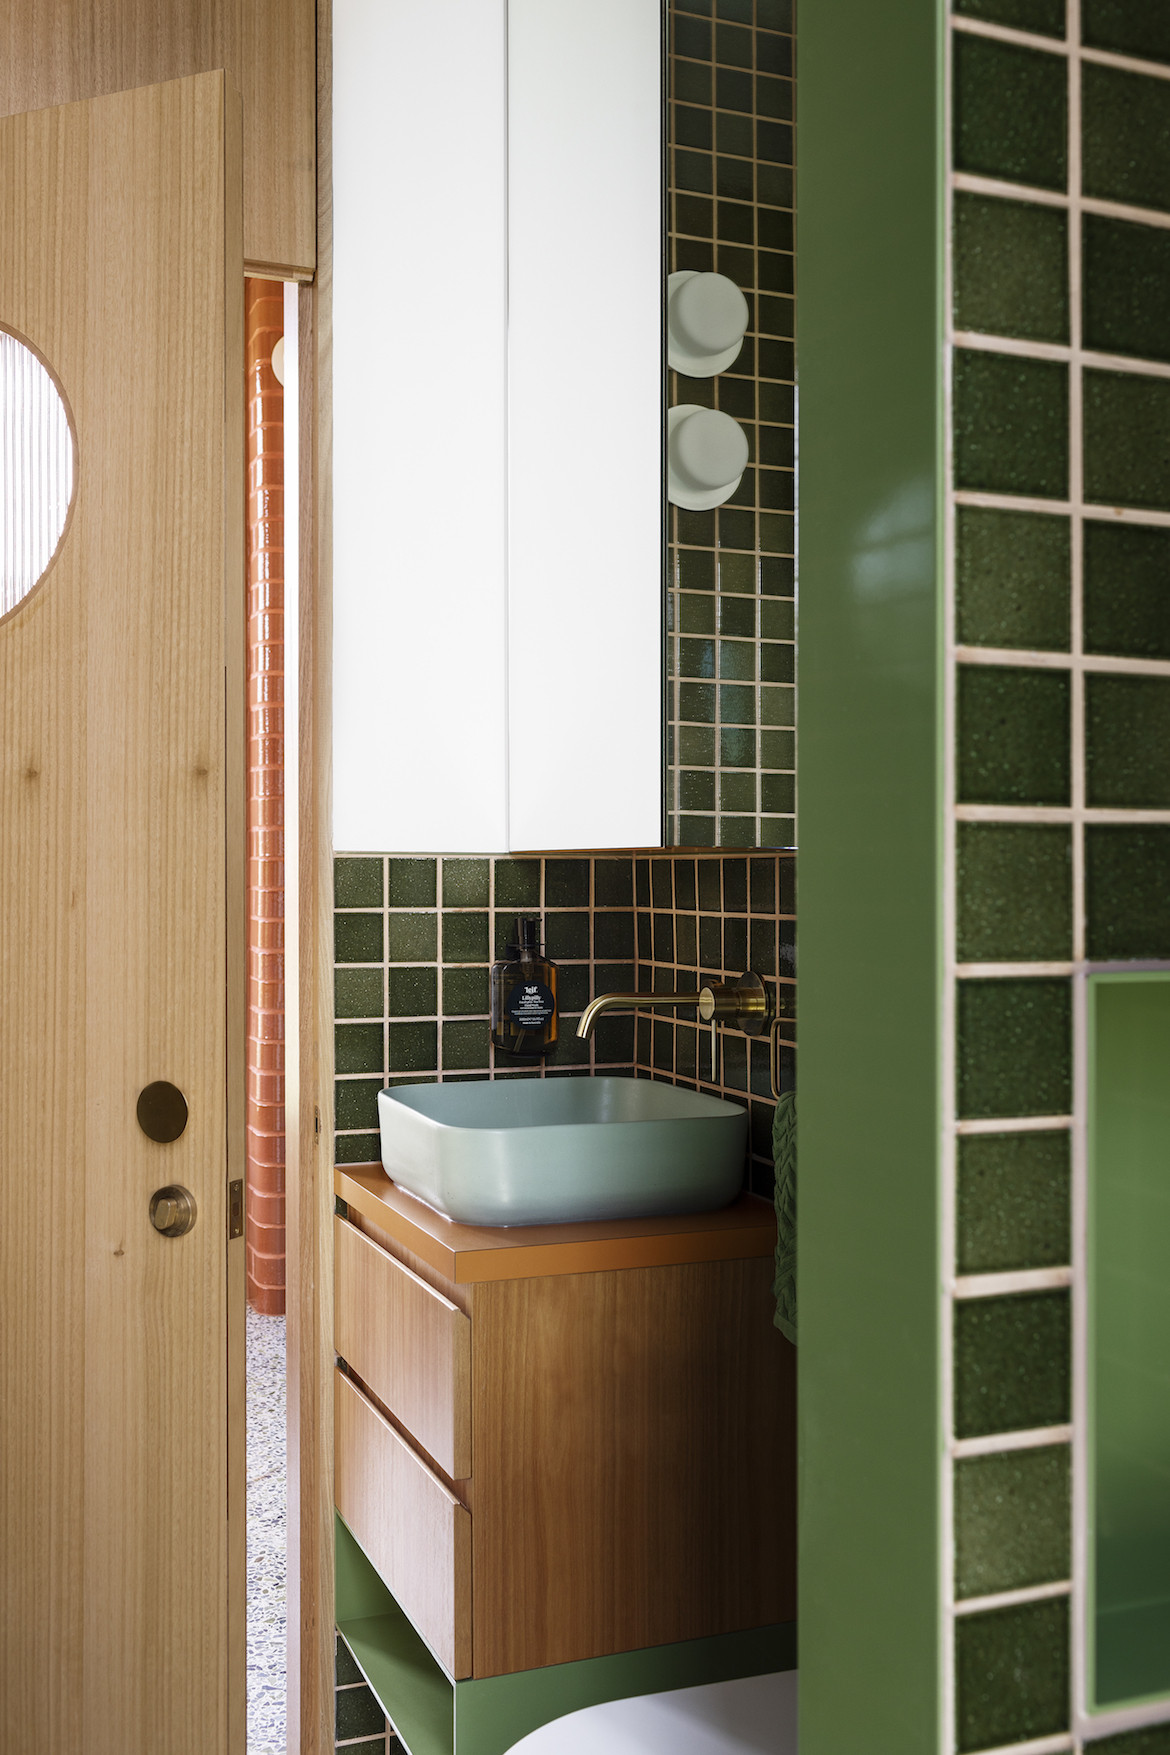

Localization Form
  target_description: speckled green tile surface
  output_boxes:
[957,823,1072,961]
[1084,521,1170,660]
[957,666,1071,806]
[954,193,1068,343]
[958,1129,1071,1273]
[1086,825,1170,959]
[953,34,1068,191]
[955,1596,1070,1751]
[955,1446,1070,1597]
[957,978,1072,1119]
[1087,673,1170,807]
[954,1291,1071,1437]
[1084,0,1170,63]
[335,856,384,909]
[1084,62,1170,213]
[1084,213,1170,365]
[1084,369,1170,511]
[956,508,1070,651]
[1091,1727,1170,1755]
[956,0,1065,34]
[954,350,1068,499]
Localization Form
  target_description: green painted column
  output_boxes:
[797,0,945,1750]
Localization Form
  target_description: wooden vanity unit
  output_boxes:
[333,1163,795,1753]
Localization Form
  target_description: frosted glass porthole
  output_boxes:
[1,330,75,617]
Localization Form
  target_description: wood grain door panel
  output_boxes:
[0,73,245,1755]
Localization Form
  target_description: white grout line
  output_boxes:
[956,486,1170,526]
[959,1737,1075,1755]
[953,1579,1072,1618]
[1076,1694,1170,1742]
[952,1425,1074,1460]
[954,329,1170,382]
[1081,43,1170,84]
[953,1268,1073,1299]
[956,645,1170,676]
[954,1116,1072,1135]
[956,962,1077,978]
[950,12,1070,57]
[1082,193,1170,233]
[953,170,1070,209]
[956,804,1170,824]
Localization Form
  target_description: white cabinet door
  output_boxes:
[332,0,663,854]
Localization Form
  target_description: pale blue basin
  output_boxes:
[376,1076,748,1227]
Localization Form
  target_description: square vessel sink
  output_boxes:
[376,1076,748,1227]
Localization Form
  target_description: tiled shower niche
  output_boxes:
[947,2,1170,1750]
[667,0,797,849]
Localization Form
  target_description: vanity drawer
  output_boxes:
[334,1214,472,1478]
[334,1369,472,1678]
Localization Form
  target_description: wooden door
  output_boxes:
[0,73,245,1755]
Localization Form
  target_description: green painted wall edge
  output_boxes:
[335,1512,796,1755]
[797,0,946,1749]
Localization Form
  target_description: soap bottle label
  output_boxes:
[505,981,556,1032]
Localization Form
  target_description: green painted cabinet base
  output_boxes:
[336,1513,796,1755]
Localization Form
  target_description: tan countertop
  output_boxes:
[335,1162,777,1283]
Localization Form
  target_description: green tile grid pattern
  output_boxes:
[667,0,796,849]
[948,6,1170,1748]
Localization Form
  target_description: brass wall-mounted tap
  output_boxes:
[576,972,769,1078]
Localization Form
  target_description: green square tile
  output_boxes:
[335,967,384,1019]
[953,34,1068,193]
[594,859,632,908]
[1086,673,1170,806]
[334,857,383,908]
[957,824,1072,961]
[1085,369,1170,512]
[334,912,383,965]
[720,683,756,724]
[678,724,716,765]
[1084,521,1170,659]
[678,547,716,591]
[1091,1729,1170,1755]
[955,1446,1071,1599]
[957,977,1072,1118]
[760,598,795,642]
[758,512,794,555]
[957,1130,1071,1273]
[545,860,591,907]
[954,1290,1071,1438]
[546,911,590,960]
[442,911,490,964]
[441,858,489,907]
[718,815,758,848]
[1086,825,1170,959]
[1084,214,1170,366]
[1084,62,1170,215]
[1084,0,1170,64]
[442,1019,490,1071]
[681,769,717,812]
[719,640,756,682]
[557,964,590,1013]
[387,1020,437,1075]
[955,1597,1070,1752]
[679,592,716,635]
[386,911,438,962]
[957,666,1071,805]
[954,351,1069,500]
[718,595,755,638]
[494,859,541,909]
[698,860,722,912]
[761,728,795,769]
[723,856,748,913]
[956,0,1065,31]
[956,508,1070,652]
[760,643,794,685]
[336,1682,386,1741]
[679,636,716,679]
[334,1077,383,1133]
[720,727,756,768]
[387,857,436,908]
[760,556,794,596]
[679,681,717,723]
[720,771,756,812]
[335,1132,381,1165]
[954,193,1069,343]
[336,1633,364,1685]
[761,772,795,814]
[760,685,795,727]
[335,1023,383,1075]
[441,966,489,1016]
[388,964,437,1017]
[717,551,756,593]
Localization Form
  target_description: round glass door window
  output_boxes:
[1,329,75,618]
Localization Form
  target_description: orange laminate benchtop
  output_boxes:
[334,1162,777,1284]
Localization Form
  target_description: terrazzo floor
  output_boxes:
[247,1303,288,1755]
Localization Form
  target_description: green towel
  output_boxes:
[772,1090,796,1344]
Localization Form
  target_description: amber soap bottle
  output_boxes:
[490,916,558,1057]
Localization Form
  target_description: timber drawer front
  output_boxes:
[334,1214,472,1479]
[334,1369,472,1678]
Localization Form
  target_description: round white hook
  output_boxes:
[667,270,749,377]
[667,405,749,510]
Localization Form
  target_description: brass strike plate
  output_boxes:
[228,1178,244,1241]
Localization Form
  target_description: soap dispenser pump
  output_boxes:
[491,916,558,1057]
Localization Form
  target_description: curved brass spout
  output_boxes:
[575,990,703,1040]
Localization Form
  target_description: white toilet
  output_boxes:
[505,1669,797,1754]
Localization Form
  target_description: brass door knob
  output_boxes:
[150,1185,197,1237]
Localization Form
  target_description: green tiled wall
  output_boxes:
[948,1,1170,1747]
[667,0,796,849]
